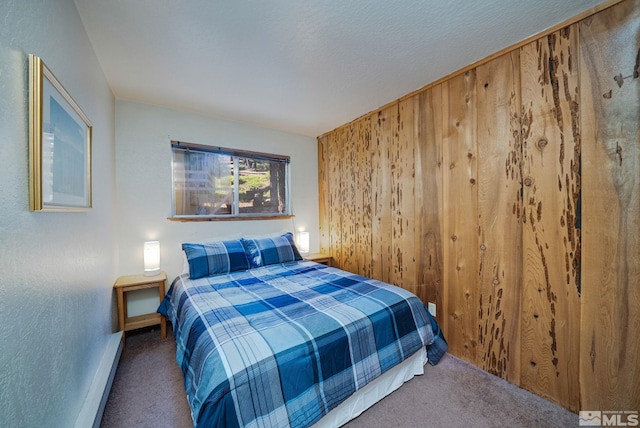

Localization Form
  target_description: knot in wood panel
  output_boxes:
[614,73,624,88]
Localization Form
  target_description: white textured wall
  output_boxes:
[115,100,318,315]
[0,1,116,427]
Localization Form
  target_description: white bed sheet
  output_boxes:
[312,347,427,427]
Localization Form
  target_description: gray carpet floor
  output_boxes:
[101,326,578,428]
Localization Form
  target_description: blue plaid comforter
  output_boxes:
[158,260,447,428]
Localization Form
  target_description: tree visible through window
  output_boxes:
[171,141,290,218]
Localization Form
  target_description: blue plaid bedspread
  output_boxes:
[158,260,447,428]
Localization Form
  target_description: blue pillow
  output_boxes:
[182,240,250,279]
[241,232,303,268]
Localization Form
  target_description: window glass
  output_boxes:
[237,157,287,215]
[171,141,290,219]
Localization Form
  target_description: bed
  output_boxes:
[158,233,447,428]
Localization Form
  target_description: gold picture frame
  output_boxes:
[29,54,92,211]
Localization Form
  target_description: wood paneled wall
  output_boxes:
[317,0,638,412]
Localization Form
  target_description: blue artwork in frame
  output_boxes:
[29,54,92,211]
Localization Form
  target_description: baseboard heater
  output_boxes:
[75,331,123,428]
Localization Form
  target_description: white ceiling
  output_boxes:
[73,0,604,137]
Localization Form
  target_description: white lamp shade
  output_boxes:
[144,241,161,276]
[297,231,310,254]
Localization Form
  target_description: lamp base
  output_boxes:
[144,268,160,277]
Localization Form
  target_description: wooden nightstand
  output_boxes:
[304,253,333,266]
[114,272,167,342]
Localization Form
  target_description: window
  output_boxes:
[170,141,291,219]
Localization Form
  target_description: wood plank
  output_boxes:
[442,70,479,363]
[370,105,396,283]
[579,0,640,411]
[391,97,417,290]
[354,117,372,278]
[317,136,331,254]
[416,85,445,322]
[341,124,357,274]
[328,128,343,268]
[519,26,581,411]
[476,51,523,383]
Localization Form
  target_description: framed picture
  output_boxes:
[29,54,92,211]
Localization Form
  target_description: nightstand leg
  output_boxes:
[160,316,167,339]
[116,288,125,343]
